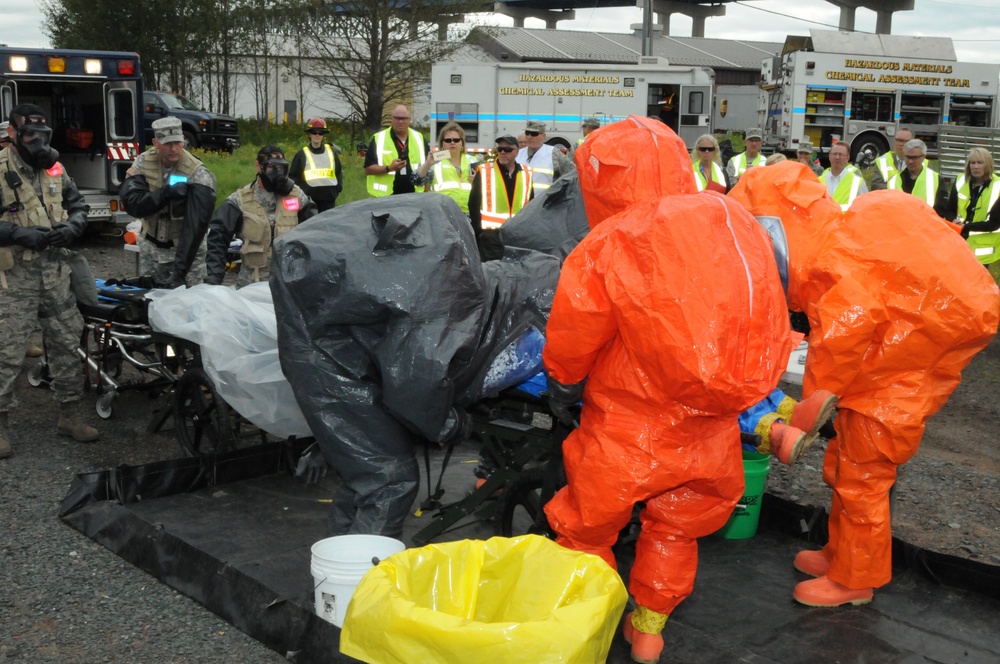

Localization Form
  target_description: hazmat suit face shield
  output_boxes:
[754,215,790,296]
[15,122,59,170]
[259,157,293,196]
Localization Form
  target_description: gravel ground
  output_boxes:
[1,233,998,661]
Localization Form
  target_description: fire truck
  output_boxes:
[431,58,714,149]
[0,47,143,228]
[761,30,1000,164]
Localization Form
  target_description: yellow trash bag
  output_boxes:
[340,534,628,663]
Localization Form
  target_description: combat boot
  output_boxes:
[0,412,11,459]
[57,402,99,443]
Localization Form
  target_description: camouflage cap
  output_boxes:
[582,117,601,128]
[525,120,546,133]
[745,127,763,140]
[152,117,184,144]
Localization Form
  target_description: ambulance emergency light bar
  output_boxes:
[7,54,135,76]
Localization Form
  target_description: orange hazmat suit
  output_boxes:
[543,116,793,615]
[730,161,1000,590]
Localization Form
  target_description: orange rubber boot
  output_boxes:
[768,422,808,465]
[789,390,837,440]
[793,549,831,577]
[793,576,873,607]
[623,609,666,664]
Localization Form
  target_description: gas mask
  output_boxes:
[15,122,59,170]
[754,215,790,295]
[259,158,293,196]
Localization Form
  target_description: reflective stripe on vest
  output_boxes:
[820,169,863,211]
[887,166,938,205]
[955,174,1000,223]
[480,163,531,229]
[431,154,473,212]
[366,128,425,197]
[303,145,338,187]
[732,151,765,176]
[875,152,900,182]
[693,162,726,192]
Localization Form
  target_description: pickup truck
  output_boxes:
[143,91,240,152]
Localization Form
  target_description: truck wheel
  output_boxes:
[850,133,888,169]
[183,131,198,149]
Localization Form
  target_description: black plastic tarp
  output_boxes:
[499,173,590,260]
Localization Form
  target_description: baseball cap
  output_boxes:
[745,128,763,140]
[152,117,184,144]
[495,135,518,147]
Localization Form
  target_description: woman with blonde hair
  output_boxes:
[935,147,1000,259]
[417,121,475,213]
[765,153,787,166]
[691,134,730,193]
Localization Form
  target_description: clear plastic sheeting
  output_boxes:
[340,535,628,664]
[146,283,312,438]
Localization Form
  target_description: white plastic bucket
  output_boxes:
[311,535,405,627]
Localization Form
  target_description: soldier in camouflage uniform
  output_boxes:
[120,117,216,288]
[0,104,98,458]
[205,145,316,287]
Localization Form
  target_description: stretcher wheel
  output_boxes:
[27,362,48,388]
[96,392,117,419]
[173,368,234,456]
[495,467,557,538]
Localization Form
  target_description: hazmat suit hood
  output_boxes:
[574,115,696,228]
[728,160,842,311]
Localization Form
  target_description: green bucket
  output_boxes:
[715,451,771,540]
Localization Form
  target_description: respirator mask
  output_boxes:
[260,158,293,196]
[16,122,59,171]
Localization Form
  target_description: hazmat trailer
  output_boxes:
[761,30,1000,164]
[431,59,714,150]
[0,47,143,229]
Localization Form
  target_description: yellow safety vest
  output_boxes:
[693,162,727,192]
[887,166,939,206]
[875,152,901,184]
[236,184,303,281]
[430,154,473,213]
[956,174,1000,265]
[366,128,425,198]
[138,147,203,245]
[479,163,532,229]
[303,145,338,187]
[819,168,864,211]
[731,151,765,177]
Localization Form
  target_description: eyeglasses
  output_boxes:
[524,130,540,136]
[496,146,516,153]
[442,137,462,144]
[698,146,716,152]
[391,116,410,121]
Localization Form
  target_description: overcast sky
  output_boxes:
[2,0,998,64]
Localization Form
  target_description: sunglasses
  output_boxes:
[391,116,410,121]
[442,137,462,144]
[698,146,716,152]
[496,146,516,153]
[307,130,326,135]
[524,130,540,136]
